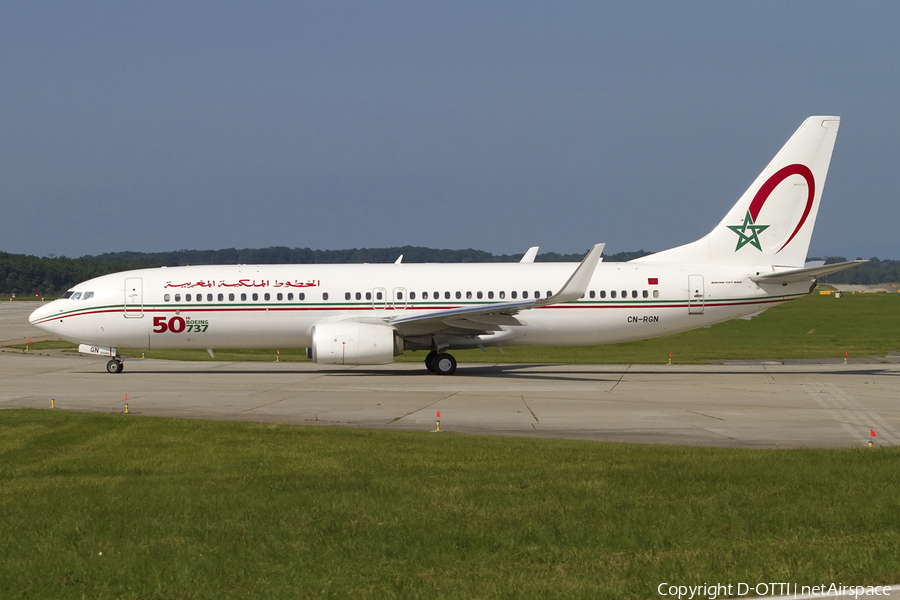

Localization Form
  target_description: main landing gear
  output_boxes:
[106,358,124,374]
[424,351,457,375]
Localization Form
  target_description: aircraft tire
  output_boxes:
[106,359,124,374]
[424,351,438,373]
[433,353,457,375]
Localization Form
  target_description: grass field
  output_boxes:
[15,292,900,364]
[1,409,898,599]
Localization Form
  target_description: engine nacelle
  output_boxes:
[309,322,401,365]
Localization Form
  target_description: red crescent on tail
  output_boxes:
[748,163,815,253]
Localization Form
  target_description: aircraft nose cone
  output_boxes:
[29,303,56,333]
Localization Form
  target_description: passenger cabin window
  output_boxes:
[511,291,517,299]
[376,291,383,300]
[164,294,171,302]
[410,292,416,300]
[632,290,638,298]
[252,293,258,301]
[228,293,235,301]
[522,291,528,299]
[642,290,648,298]
[366,292,372,300]
[621,290,627,298]
[534,291,540,299]
[444,292,450,300]
[610,291,616,299]
[323,293,329,301]
[466,291,472,299]
[653,290,659,298]
[488,291,494,299]
[422,292,429,300]
[264,293,270,301]
[397,292,403,300]
[299,293,305,301]
[277,293,283,301]
[287,293,294,301]
[589,291,595,299]
[600,291,606,298]
[499,291,505,299]
[240,293,247,301]
[218,293,224,301]
[345,292,351,300]
[186,294,192,302]
[477,291,483,299]
[175,294,181,302]
[455,291,461,299]
[355,292,361,300]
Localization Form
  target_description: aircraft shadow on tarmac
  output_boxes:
[72,363,900,383]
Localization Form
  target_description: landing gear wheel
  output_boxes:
[433,353,457,376]
[106,359,124,374]
[424,351,438,373]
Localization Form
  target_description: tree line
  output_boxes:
[1,247,895,296]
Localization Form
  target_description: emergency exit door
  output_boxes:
[688,274,704,315]
[124,277,143,318]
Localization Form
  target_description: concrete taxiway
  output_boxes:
[2,302,899,448]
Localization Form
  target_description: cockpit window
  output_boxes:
[62,291,75,299]
[82,292,94,300]
[71,292,82,300]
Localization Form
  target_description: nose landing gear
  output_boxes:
[106,358,124,374]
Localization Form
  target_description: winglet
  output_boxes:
[519,246,539,263]
[394,255,403,264]
[542,243,604,304]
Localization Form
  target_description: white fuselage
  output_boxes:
[28,261,807,352]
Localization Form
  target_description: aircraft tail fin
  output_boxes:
[635,116,840,267]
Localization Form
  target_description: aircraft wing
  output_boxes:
[385,243,604,336]
[749,260,865,285]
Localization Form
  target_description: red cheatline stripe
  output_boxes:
[39,295,798,324]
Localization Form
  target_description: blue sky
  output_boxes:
[2,2,898,259]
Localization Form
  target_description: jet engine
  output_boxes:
[309,322,402,365]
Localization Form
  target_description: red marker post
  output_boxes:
[434,411,441,432]
[844,351,848,365]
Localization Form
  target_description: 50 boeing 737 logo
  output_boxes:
[153,317,210,334]
[29,117,863,375]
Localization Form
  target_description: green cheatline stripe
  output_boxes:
[48,293,802,320]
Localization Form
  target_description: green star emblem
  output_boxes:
[727,210,770,251]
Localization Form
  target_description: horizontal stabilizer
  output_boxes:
[749,260,865,285]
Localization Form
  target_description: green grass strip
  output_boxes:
[1,409,898,599]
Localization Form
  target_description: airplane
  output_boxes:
[29,116,863,375]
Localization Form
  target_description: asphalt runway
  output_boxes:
[2,302,899,448]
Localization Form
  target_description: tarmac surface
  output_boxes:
[3,302,899,448]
